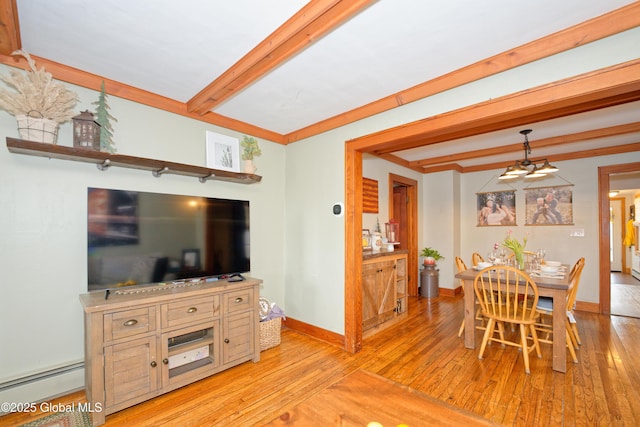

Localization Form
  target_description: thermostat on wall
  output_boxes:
[333,202,344,217]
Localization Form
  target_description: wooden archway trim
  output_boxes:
[344,62,640,353]
[598,162,640,315]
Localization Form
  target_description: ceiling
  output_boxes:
[1,0,639,176]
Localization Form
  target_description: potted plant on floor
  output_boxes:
[0,50,78,144]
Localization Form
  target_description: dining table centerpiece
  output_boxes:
[501,230,527,270]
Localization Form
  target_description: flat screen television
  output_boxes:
[87,187,250,292]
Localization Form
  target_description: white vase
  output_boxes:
[244,159,256,174]
[372,232,383,252]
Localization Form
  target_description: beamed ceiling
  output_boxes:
[0,0,639,175]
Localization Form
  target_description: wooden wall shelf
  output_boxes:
[6,137,262,184]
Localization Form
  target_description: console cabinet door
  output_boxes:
[104,336,159,407]
[362,262,380,331]
[222,311,255,365]
[362,259,397,330]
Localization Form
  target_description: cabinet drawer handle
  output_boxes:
[224,338,230,343]
[123,319,138,327]
[163,358,169,365]
[187,307,198,313]
[150,361,157,368]
[234,297,243,303]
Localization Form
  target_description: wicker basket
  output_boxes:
[259,317,281,351]
[16,113,59,144]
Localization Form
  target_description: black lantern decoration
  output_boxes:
[72,110,101,150]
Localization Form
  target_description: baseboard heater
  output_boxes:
[0,361,84,411]
[632,269,640,281]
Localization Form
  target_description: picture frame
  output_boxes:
[206,131,240,172]
[362,229,372,249]
[525,185,573,225]
[182,249,201,270]
[476,190,517,226]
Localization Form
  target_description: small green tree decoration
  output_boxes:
[91,81,117,153]
[240,135,261,160]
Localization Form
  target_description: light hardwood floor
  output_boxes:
[611,272,640,318]
[4,294,640,426]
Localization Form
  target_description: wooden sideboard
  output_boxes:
[79,278,261,426]
[362,251,408,333]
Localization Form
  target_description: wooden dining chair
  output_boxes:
[455,256,485,337]
[534,257,585,359]
[471,252,484,266]
[474,265,542,373]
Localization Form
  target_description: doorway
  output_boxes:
[599,163,640,316]
[389,174,418,296]
[609,189,640,318]
[609,198,624,272]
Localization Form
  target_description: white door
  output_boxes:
[610,199,623,272]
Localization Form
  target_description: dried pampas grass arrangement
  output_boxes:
[0,50,78,123]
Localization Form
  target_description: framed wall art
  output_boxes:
[206,131,240,172]
[476,190,516,226]
[525,185,574,225]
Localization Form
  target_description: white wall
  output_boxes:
[0,74,286,403]
[447,153,640,305]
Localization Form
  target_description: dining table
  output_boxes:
[454,265,571,373]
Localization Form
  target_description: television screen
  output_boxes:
[87,188,250,291]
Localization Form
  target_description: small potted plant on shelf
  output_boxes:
[421,247,444,266]
[240,135,261,174]
[0,50,78,144]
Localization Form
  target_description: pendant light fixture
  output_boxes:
[498,129,559,180]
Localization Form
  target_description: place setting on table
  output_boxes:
[473,248,564,278]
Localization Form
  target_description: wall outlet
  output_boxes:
[569,228,585,237]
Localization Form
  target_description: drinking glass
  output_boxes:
[487,251,497,265]
[537,249,546,261]
[498,248,507,264]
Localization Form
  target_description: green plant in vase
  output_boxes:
[240,135,261,174]
[502,230,527,270]
[421,247,444,266]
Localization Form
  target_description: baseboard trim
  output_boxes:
[282,317,344,349]
[438,287,460,297]
[0,363,84,414]
[575,300,600,313]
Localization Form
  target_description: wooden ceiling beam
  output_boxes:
[0,0,20,55]
[186,0,376,115]
[286,1,640,143]
[421,142,640,175]
[348,59,640,153]
[409,122,640,168]
[0,52,287,144]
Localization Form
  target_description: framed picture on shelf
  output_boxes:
[525,185,573,225]
[362,229,372,250]
[476,190,516,226]
[206,131,240,172]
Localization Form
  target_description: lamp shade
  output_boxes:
[537,159,559,173]
[524,165,547,178]
[506,161,528,175]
